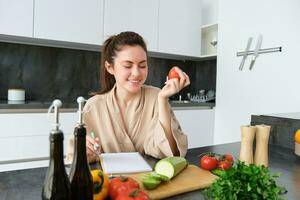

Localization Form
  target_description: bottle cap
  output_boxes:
[48,99,62,131]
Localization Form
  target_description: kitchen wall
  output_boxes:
[0,42,216,102]
[215,0,300,144]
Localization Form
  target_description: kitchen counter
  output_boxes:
[0,142,299,200]
[0,100,215,113]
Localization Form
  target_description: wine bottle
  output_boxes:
[42,99,71,200]
[69,97,93,200]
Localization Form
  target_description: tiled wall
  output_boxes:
[0,42,216,102]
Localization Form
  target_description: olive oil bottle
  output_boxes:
[42,100,71,200]
[69,97,93,200]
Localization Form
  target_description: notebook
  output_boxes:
[99,152,153,174]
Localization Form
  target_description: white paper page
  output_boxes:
[100,152,153,174]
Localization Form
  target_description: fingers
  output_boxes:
[86,135,100,154]
[171,67,190,90]
[183,72,190,87]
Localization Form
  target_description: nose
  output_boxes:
[131,66,141,76]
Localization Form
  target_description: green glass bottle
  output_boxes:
[42,100,71,200]
[69,97,93,200]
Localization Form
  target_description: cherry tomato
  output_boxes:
[115,189,150,200]
[168,67,181,80]
[221,154,234,163]
[109,176,140,200]
[217,160,232,170]
[200,155,218,171]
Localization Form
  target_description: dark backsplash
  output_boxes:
[0,42,216,102]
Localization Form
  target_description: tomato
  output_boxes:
[217,160,232,170]
[220,154,234,163]
[200,155,218,171]
[109,176,140,200]
[115,189,150,200]
[168,67,180,80]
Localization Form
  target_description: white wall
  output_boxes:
[201,0,218,25]
[214,0,300,144]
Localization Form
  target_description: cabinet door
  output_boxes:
[158,0,202,57]
[104,0,159,51]
[174,109,214,148]
[34,0,104,45]
[0,0,33,37]
[0,113,76,164]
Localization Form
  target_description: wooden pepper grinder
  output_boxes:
[239,125,256,165]
[254,124,271,167]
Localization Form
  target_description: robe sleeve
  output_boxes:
[144,103,188,159]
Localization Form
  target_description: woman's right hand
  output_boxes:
[86,135,100,162]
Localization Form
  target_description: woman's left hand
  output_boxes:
[159,66,190,98]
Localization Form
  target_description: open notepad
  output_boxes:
[99,152,153,174]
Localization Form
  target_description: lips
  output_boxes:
[129,80,141,86]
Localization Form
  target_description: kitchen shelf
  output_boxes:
[201,23,218,57]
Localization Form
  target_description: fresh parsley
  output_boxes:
[204,160,287,200]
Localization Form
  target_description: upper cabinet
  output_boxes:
[0,0,208,58]
[201,23,218,57]
[200,0,218,57]
[0,0,34,37]
[34,0,104,45]
[104,0,159,52]
[158,0,202,57]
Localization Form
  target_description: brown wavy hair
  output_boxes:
[95,31,148,94]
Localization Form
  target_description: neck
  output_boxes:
[115,85,141,107]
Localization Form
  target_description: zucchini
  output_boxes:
[142,176,161,190]
[141,172,170,190]
[154,156,188,179]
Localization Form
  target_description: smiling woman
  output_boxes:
[67,31,190,163]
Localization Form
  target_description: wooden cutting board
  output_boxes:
[127,165,217,200]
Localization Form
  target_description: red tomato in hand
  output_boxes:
[200,155,218,171]
[217,160,232,170]
[115,189,150,200]
[168,67,181,80]
[109,176,140,200]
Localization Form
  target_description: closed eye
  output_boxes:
[139,65,147,68]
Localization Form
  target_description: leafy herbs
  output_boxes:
[204,160,287,200]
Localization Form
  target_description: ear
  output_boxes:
[105,61,114,75]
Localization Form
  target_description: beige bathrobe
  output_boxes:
[67,84,187,160]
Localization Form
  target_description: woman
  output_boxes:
[68,31,189,162]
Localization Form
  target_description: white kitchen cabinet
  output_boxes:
[0,0,33,37]
[174,109,215,148]
[158,0,202,57]
[34,0,104,45]
[0,112,77,171]
[104,0,159,52]
[200,0,218,57]
[201,23,218,57]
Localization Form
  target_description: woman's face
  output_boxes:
[106,45,148,94]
